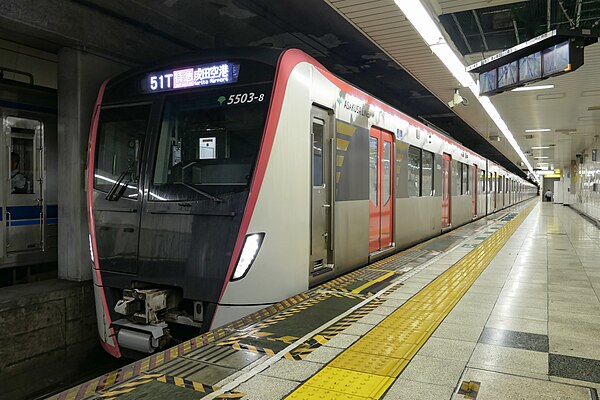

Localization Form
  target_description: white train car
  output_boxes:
[88,48,536,356]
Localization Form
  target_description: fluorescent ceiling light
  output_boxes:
[525,128,551,132]
[394,0,539,184]
[512,85,554,92]
[394,1,443,45]
[537,170,556,175]
[531,146,550,149]
[534,156,549,159]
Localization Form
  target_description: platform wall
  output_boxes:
[0,279,101,399]
[571,149,600,224]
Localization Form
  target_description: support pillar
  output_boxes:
[57,48,129,281]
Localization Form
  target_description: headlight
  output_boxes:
[231,233,265,281]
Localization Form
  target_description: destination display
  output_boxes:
[142,62,240,93]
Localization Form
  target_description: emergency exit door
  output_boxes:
[442,153,451,228]
[369,127,394,253]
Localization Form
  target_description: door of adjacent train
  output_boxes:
[442,153,451,228]
[310,107,333,276]
[92,104,151,274]
[369,127,394,253]
[471,164,477,218]
[3,116,45,254]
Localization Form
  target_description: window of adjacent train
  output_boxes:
[422,150,434,196]
[10,137,35,195]
[94,105,150,198]
[152,84,271,201]
[407,146,421,197]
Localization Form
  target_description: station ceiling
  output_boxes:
[2,0,599,179]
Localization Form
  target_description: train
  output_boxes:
[87,47,537,357]
[0,72,57,285]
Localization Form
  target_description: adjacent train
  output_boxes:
[87,48,536,357]
[0,73,57,282]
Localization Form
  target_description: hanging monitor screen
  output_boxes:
[498,61,518,88]
[543,41,570,76]
[480,69,497,94]
[142,62,240,93]
[519,52,542,82]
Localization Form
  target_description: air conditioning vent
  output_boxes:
[525,134,534,139]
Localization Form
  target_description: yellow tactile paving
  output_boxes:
[287,204,535,399]
[302,367,393,398]
[329,351,409,377]
[287,386,368,400]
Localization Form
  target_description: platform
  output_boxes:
[51,200,600,400]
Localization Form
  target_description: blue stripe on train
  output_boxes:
[5,218,57,226]
[0,205,59,222]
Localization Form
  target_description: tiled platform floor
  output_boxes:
[383,202,600,399]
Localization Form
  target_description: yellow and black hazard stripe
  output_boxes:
[230,342,277,356]
[285,298,386,359]
[156,375,244,398]
[91,373,244,400]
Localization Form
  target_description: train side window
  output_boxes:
[480,170,486,193]
[313,119,324,187]
[94,105,150,198]
[422,150,434,196]
[369,137,378,205]
[462,163,469,195]
[407,146,421,197]
[383,141,391,204]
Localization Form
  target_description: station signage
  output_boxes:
[142,62,240,93]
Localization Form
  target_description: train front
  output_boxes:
[87,49,280,357]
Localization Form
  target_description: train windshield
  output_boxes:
[151,83,271,201]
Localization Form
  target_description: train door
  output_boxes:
[310,107,333,275]
[368,127,394,253]
[442,153,451,228]
[91,104,150,274]
[471,164,477,218]
[3,116,45,254]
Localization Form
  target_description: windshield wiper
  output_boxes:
[177,181,223,203]
[106,169,132,201]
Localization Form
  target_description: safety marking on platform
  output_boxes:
[284,299,385,360]
[287,203,536,399]
[458,380,481,399]
[89,373,244,399]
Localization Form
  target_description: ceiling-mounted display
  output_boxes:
[467,28,597,97]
